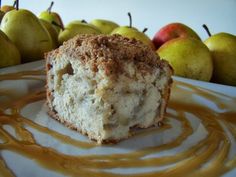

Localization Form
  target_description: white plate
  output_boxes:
[0,61,236,177]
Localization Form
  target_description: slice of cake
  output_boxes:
[45,34,173,144]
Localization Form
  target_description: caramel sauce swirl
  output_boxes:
[0,70,235,177]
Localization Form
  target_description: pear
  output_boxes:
[0,10,4,22]
[1,6,15,13]
[0,0,16,13]
[40,19,58,48]
[90,19,119,34]
[111,13,155,50]
[111,26,137,34]
[67,20,102,32]
[0,8,54,62]
[0,0,16,22]
[112,27,155,50]
[152,23,201,49]
[38,1,64,34]
[157,37,213,81]
[203,25,236,86]
[68,20,88,26]
[64,20,93,28]
[58,23,101,45]
[0,29,21,68]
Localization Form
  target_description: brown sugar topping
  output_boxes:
[48,34,162,75]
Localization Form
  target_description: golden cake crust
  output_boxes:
[46,34,164,76]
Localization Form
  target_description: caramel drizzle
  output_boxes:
[0,70,235,177]
[0,70,45,81]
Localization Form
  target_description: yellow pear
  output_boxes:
[0,29,21,68]
[90,19,119,34]
[111,27,155,50]
[40,19,59,48]
[204,32,236,86]
[58,23,101,45]
[111,13,155,50]
[157,37,213,81]
[203,24,236,86]
[0,0,16,13]
[1,9,54,62]
[38,1,64,34]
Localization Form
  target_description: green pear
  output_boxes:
[111,27,155,50]
[111,13,155,50]
[66,20,101,31]
[90,19,119,34]
[203,27,236,86]
[0,9,54,62]
[67,20,88,26]
[0,29,21,68]
[40,19,58,48]
[111,26,138,34]
[58,23,101,45]
[38,1,64,34]
[0,0,16,22]
[157,37,213,81]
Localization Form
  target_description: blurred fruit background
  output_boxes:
[2,0,235,39]
[0,0,236,86]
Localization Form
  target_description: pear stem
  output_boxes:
[16,0,19,10]
[47,1,54,13]
[142,28,148,33]
[52,21,64,30]
[128,12,132,28]
[13,0,17,8]
[202,24,212,37]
